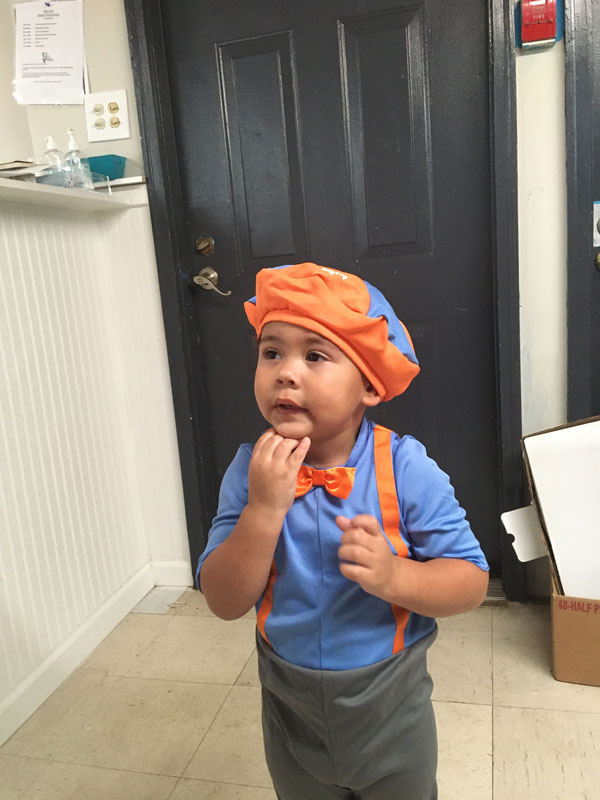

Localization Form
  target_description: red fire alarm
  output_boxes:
[521,0,557,47]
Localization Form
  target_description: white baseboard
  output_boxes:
[150,560,193,587]
[0,564,155,747]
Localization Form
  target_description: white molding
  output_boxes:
[0,565,154,747]
[150,560,194,587]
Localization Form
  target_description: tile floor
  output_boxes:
[2,588,600,800]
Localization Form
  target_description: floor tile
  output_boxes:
[493,605,600,713]
[493,706,600,800]
[0,753,50,799]
[173,589,255,620]
[437,606,493,632]
[184,686,271,787]
[492,601,550,636]
[236,649,260,687]
[1,671,107,760]
[125,616,257,684]
[56,677,229,776]
[172,588,215,617]
[25,762,177,799]
[4,596,595,799]
[132,586,186,615]
[171,778,276,799]
[78,613,173,675]
[435,701,492,800]
[429,628,492,705]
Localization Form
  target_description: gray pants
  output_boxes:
[257,629,438,800]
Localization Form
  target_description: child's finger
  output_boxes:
[258,431,289,461]
[335,515,353,532]
[339,560,370,585]
[288,436,311,465]
[252,428,276,459]
[339,526,377,555]
[338,542,371,566]
[271,434,309,464]
[348,515,383,537]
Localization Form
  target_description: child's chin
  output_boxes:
[272,424,307,440]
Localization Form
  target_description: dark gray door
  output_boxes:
[592,0,600,411]
[159,0,501,571]
[566,0,600,419]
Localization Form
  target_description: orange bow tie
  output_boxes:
[295,465,356,500]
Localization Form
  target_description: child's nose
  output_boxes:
[276,359,299,385]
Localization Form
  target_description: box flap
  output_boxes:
[501,506,548,562]
[522,416,600,599]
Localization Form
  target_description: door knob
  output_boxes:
[193,266,232,296]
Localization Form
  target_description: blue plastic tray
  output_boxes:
[87,155,126,181]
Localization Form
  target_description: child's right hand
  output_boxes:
[248,429,310,516]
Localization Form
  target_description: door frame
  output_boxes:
[124,0,527,599]
[564,0,596,420]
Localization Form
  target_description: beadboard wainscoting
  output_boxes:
[0,183,192,745]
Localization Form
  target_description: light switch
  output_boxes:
[84,90,131,142]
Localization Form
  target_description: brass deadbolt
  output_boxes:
[195,235,215,255]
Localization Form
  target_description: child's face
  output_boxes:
[254,321,380,465]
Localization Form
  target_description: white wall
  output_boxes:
[4,0,144,175]
[0,0,190,746]
[0,0,34,161]
[515,41,567,596]
[99,189,191,571]
[0,186,191,746]
[516,43,568,436]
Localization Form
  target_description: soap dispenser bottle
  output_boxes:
[64,128,94,191]
[42,136,63,173]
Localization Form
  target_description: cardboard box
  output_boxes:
[501,416,600,687]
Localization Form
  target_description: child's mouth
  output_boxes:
[275,400,305,413]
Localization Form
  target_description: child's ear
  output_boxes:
[362,381,382,408]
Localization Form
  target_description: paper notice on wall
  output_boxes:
[13,0,84,105]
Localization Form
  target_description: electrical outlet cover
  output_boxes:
[84,89,131,143]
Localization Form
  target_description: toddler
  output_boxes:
[198,263,489,799]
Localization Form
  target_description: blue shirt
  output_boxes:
[198,417,488,670]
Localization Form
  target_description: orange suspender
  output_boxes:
[373,424,410,653]
[256,562,276,645]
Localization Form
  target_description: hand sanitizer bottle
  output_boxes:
[42,136,63,173]
[64,128,94,191]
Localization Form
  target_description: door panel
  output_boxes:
[220,34,308,262]
[160,0,501,570]
[341,7,433,256]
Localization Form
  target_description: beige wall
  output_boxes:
[516,43,568,437]
[0,1,191,744]
[0,0,33,161]
[515,43,567,597]
[3,0,143,174]
[0,188,192,745]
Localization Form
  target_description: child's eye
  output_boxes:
[306,351,326,362]
[262,348,280,360]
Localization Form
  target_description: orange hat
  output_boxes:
[244,263,419,401]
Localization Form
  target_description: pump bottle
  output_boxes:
[42,136,63,173]
[64,128,94,191]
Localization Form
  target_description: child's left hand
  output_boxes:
[336,515,397,601]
